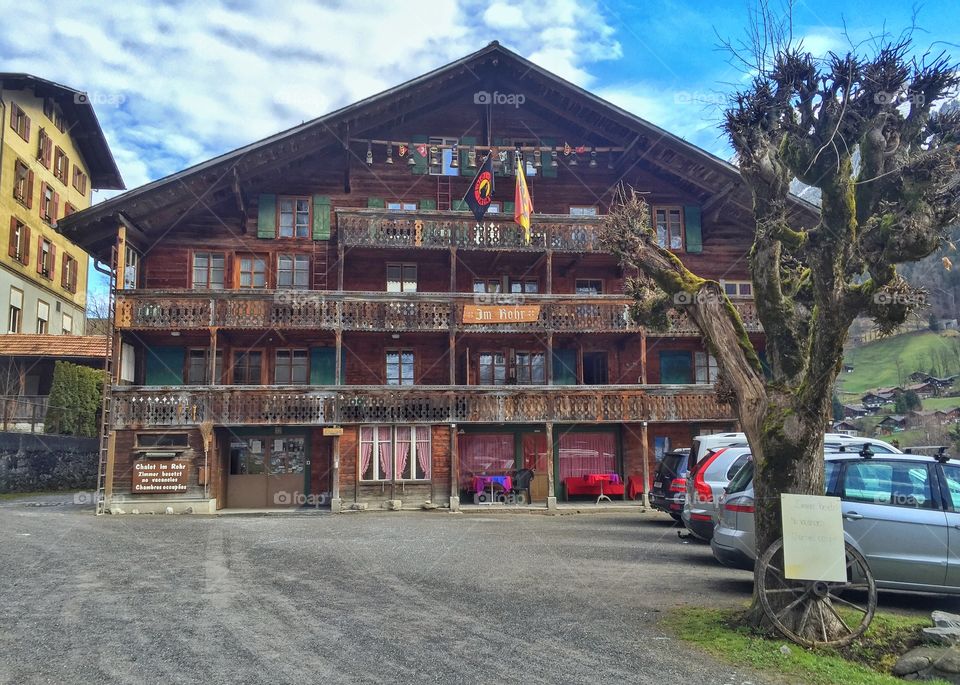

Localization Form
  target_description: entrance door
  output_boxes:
[227,437,267,508]
[582,352,608,385]
[227,435,306,508]
[522,433,549,503]
[266,436,306,507]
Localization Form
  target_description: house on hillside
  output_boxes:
[862,391,896,410]
[842,404,871,419]
[908,371,932,383]
[877,415,908,434]
[831,420,860,436]
[57,42,819,515]
[904,382,936,399]
[909,409,950,428]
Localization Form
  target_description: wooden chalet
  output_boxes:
[59,42,816,513]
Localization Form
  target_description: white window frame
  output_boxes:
[61,312,73,335]
[359,425,431,482]
[428,136,459,176]
[569,206,598,216]
[386,263,417,293]
[8,287,22,333]
[120,343,136,383]
[123,246,140,290]
[721,280,753,298]
[36,300,49,334]
[386,201,418,212]
[694,351,719,384]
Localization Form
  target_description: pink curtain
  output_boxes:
[395,426,411,479]
[558,433,616,480]
[359,427,374,480]
[416,426,431,479]
[458,433,514,488]
[378,426,392,479]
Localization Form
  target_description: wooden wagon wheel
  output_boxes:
[757,538,877,648]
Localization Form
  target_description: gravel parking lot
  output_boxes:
[2,495,956,685]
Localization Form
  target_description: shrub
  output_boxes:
[44,361,104,437]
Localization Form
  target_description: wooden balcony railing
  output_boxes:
[336,208,604,252]
[111,384,734,429]
[115,290,763,335]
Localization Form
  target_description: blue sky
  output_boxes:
[0,0,956,302]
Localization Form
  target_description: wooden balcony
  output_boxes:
[336,208,604,252]
[111,384,735,429]
[114,290,762,335]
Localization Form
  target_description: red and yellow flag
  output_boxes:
[514,155,534,243]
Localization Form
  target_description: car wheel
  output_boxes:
[669,513,682,522]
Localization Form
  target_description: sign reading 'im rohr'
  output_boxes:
[462,305,541,324]
[132,461,189,493]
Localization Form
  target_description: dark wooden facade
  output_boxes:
[60,43,815,513]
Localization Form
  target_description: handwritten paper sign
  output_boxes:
[781,493,846,582]
[462,305,541,324]
[132,461,189,493]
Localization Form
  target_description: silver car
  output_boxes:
[711,448,960,595]
[681,446,752,540]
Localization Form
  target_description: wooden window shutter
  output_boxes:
[49,243,55,277]
[503,201,515,214]
[366,197,384,208]
[683,205,702,253]
[52,192,60,222]
[61,258,68,289]
[23,111,30,142]
[410,134,428,175]
[312,195,331,240]
[25,170,34,209]
[540,137,558,178]
[458,136,477,176]
[22,224,29,266]
[8,217,17,260]
[256,194,277,238]
[419,199,436,211]
[36,236,43,274]
[310,347,336,385]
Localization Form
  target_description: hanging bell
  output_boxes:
[550,150,558,168]
[450,143,459,168]
[534,149,542,169]
[467,148,477,168]
[570,152,578,166]
[408,149,417,166]
[429,145,441,167]
[386,143,394,165]
[589,149,598,168]
[365,141,373,165]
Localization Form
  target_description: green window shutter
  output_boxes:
[459,136,477,176]
[312,195,331,240]
[367,197,384,208]
[145,347,184,385]
[420,199,436,211]
[502,201,515,215]
[684,205,702,253]
[540,138,557,178]
[411,134,429,175]
[452,199,468,211]
[659,351,693,384]
[257,194,277,238]
[310,347,336,385]
[552,349,577,385]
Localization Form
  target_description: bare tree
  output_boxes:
[603,10,959,638]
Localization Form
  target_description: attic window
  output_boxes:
[10,103,30,142]
[277,196,310,238]
[653,206,684,251]
[428,137,458,176]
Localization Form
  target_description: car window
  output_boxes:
[660,452,689,477]
[941,464,960,510]
[841,460,933,509]
[824,460,840,495]
[726,454,751,481]
[726,458,754,493]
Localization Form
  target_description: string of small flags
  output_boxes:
[354,138,624,170]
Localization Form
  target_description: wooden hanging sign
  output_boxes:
[132,460,189,493]
[462,304,541,324]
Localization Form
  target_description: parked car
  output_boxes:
[649,449,691,520]
[681,446,752,540]
[710,446,960,595]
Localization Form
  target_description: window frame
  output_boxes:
[274,348,309,385]
[8,287,23,334]
[386,201,418,212]
[385,349,415,385]
[38,237,54,280]
[276,195,312,239]
[13,158,32,208]
[39,182,58,224]
[236,253,267,289]
[276,253,310,290]
[10,102,29,142]
[36,299,49,334]
[61,312,73,335]
[509,279,539,294]
[386,263,417,293]
[515,350,546,385]
[359,425,431,482]
[8,217,29,266]
[428,136,459,176]
[231,349,265,385]
[186,348,223,385]
[71,165,88,195]
[569,205,598,216]
[61,253,79,293]
[653,205,685,252]
[36,128,52,168]
[191,251,226,290]
[575,279,604,295]
[53,146,69,185]
[478,351,507,385]
[722,280,753,298]
[694,351,719,384]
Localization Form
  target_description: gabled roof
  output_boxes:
[0,74,124,190]
[58,41,819,255]
[0,334,107,358]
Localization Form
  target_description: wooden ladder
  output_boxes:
[437,176,452,210]
[94,241,119,515]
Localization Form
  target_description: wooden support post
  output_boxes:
[546,332,553,385]
[335,329,342,385]
[545,421,556,509]
[546,249,553,294]
[448,331,456,385]
[331,434,341,511]
[641,421,650,509]
[209,328,218,383]
[640,331,648,385]
[449,424,459,510]
[337,244,345,292]
[104,430,117,503]
[449,246,457,292]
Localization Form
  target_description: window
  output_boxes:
[43,98,54,120]
[40,183,58,223]
[13,158,32,208]
[61,253,78,293]
[842,460,933,509]
[36,128,52,168]
[694,352,719,384]
[238,255,267,288]
[277,254,309,289]
[72,165,88,195]
[386,350,414,385]
[654,206,684,250]
[136,433,190,449]
[659,350,693,384]
[473,279,502,293]
[8,288,22,333]
[509,279,538,293]
[53,147,69,185]
[722,280,753,298]
[359,425,431,481]
[63,203,77,217]
[54,111,65,133]
[487,201,502,214]
[123,246,139,289]
[569,206,598,216]
[275,349,308,384]
[38,238,54,279]
[120,343,135,383]
[478,352,507,385]
[36,300,49,334]
[575,279,603,295]
[192,252,225,289]
[386,201,418,212]
[515,351,546,384]
[278,196,310,238]
[61,312,73,335]
[8,217,29,265]
[386,263,417,292]
[232,351,263,385]
[428,137,459,176]
[187,349,223,384]
[10,103,29,141]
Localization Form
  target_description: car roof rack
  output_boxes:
[935,446,951,464]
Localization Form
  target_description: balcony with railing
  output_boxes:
[114,290,761,335]
[111,384,734,429]
[336,208,604,252]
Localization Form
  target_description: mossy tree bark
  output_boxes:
[603,40,959,641]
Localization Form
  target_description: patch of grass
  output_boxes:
[922,396,960,411]
[840,331,960,395]
[0,490,72,501]
[662,607,947,685]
